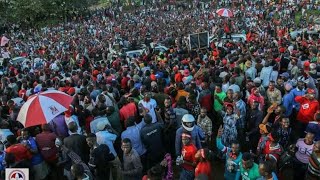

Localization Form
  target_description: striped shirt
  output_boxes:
[307,153,320,179]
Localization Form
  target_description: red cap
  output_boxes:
[150,74,157,81]
[65,106,73,117]
[222,59,227,65]
[304,61,310,67]
[93,70,99,76]
[279,47,285,53]
[67,87,75,95]
[213,51,219,57]
[307,88,315,94]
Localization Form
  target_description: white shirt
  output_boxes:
[65,115,81,135]
[138,99,157,123]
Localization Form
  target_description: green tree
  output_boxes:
[10,0,46,26]
[7,0,94,27]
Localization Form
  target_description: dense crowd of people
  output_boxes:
[0,0,320,180]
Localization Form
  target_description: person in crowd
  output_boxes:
[90,108,110,134]
[21,128,49,180]
[293,131,315,180]
[306,111,320,141]
[64,106,82,135]
[238,152,260,180]
[262,104,286,128]
[258,160,278,180]
[49,113,69,139]
[71,164,91,180]
[282,83,294,117]
[106,106,122,134]
[257,130,283,163]
[246,101,264,152]
[95,121,121,180]
[216,126,242,180]
[140,114,165,170]
[220,103,239,147]
[121,138,143,180]
[186,93,201,119]
[290,80,306,111]
[86,133,115,180]
[0,121,13,143]
[197,108,212,147]
[173,97,189,128]
[176,131,197,180]
[233,91,246,143]
[5,134,32,167]
[275,117,294,149]
[305,141,320,180]
[295,88,320,137]
[266,81,282,106]
[248,88,265,111]
[63,122,89,179]
[162,97,177,156]
[121,116,146,157]
[195,148,212,179]
[119,97,138,129]
[139,92,158,123]
[175,114,204,157]
[213,85,226,113]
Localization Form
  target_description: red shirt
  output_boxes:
[6,144,32,162]
[199,94,212,112]
[295,96,320,123]
[121,77,130,89]
[36,132,58,162]
[195,161,212,178]
[175,73,183,83]
[181,144,197,171]
[85,116,94,133]
[119,102,137,127]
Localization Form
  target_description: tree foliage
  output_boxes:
[1,0,97,28]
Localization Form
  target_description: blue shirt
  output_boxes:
[290,88,305,110]
[216,137,242,180]
[175,125,204,156]
[0,129,13,143]
[121,120,146,156]
[96,131,117,157]
[260,66,273,87]
[27,137,43,165]
[283,93,294,117]
[90,117,111,134]
[90,89,102,100]
[0,152,5,170]
[257,172,278,180]
[235,100,246,129]
[306,121,320,141]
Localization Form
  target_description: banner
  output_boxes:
[188,32,209,50]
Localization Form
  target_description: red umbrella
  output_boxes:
[216,8,234,18]
[17,90,73,127]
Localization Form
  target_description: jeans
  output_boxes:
[179,168,194,180]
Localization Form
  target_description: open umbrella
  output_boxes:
[17,90,73,127]
[216,8,233,18]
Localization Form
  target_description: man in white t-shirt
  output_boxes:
[138,93,158,123]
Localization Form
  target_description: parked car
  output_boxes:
[210,34,246,47]
[290,30,319,39]
[154,45,169,52]
[125,49,145,58]
[210,34,246,42]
